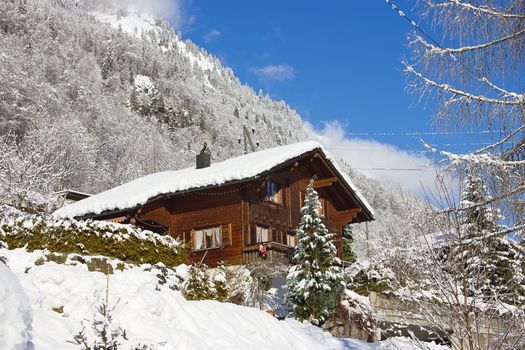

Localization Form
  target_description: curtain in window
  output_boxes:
[205,228,213,248]
[213,227,221,248]
[195,230,204,250]
[256,225,269,242]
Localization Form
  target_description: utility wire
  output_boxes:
[344,130,493,136]
[352,167,437,171]
[385,0,442,48]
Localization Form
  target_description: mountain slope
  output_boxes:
[0,0,306,201]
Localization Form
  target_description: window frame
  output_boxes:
[264,180,283,205]
[286,233,298,247]
[191,225,222,251]
[255,224,271,243]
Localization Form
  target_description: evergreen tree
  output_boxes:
[183,264,213,301]
[285,178,344,325]
[453,173,525,305]
[342,225,357,264]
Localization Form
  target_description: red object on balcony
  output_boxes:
[259,243,267,258]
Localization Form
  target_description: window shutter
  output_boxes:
[221,223,232,247]
[190,229,196,251]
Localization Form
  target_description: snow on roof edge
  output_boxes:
[320,148,375,219]
[53,141,374,219]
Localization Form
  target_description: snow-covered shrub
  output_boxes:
[0,215,184,266]
[183,264,214,301]
[0,262,33,350]
[223,265,258,306]
[72,299,155,350]
[213,262,228,302]
[183,263,231,302]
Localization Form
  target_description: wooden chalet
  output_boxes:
[54,141,374,266]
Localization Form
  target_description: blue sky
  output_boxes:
[165,0,494,195]
[181,1,424,133]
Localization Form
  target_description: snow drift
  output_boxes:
[0,262,33,350]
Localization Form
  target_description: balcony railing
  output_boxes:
[242,241,295,264]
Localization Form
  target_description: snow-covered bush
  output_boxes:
[213,262,228,302]
[223,265,259,307]
[0,214,184,266]
[183,263,231,302]
[183,264,214,301]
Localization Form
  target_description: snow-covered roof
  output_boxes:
[54,141,374,219]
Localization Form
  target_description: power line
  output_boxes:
[384,0,442,48]
[329,142,491,148]
[352,167,437,171]
[344,130,493,136]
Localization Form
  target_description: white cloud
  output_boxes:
[203,29,221,43]
[305,121,440,197]
[251,64,295,82]
[102,0,185,30]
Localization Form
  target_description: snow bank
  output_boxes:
[0,262,33,350]
[1,248,339,350]
[54,141,373,219]
[1,248,448,350]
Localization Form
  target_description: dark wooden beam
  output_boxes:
[338,208,362,223]
[313,177,337,189]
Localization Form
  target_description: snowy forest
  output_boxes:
[1,0,525,349]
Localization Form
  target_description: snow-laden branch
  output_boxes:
[441,182,525,213]
[480,77,524,100]
[473,125,525,155]
[456,223,525,244]
[422,136,525,167]
[405,64,524,106]
[430,0,525,19]
[413,28,525,56]
[439,149,525,166]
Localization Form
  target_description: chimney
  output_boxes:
[196,142,211,169]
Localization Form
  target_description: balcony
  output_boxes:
[242,241,295,264]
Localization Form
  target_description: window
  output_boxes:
[192,225,221,250]
[286,233,298,247]
[300,191,326,217]
[264,181,282,204]
[256,225,270,243]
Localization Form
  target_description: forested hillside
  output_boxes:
[0,0,307,207]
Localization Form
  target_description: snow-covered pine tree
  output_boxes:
[285,178,344,325]
[342,225,357,264]
[452,173,525,306]
[183,264,213,301]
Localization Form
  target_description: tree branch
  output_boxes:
[414,28,525,56]
[405,64,524,106]
[430,0,525,19]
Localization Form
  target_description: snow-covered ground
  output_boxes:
[0,248,447,350]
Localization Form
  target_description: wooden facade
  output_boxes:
[86,149,373,267]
